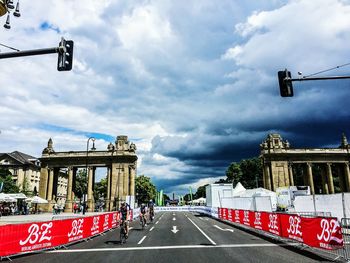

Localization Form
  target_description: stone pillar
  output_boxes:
[326,163,335,194]
[87,166,94,212]
[288,163,294,186]
[65,167,74,212]
[106,166,111,211]
[129,165,136,196]
[344,163,350,192]
[47,168,54,211]
[306,163,315,195]
[39,167,49,199]
[123,164,129,197]
[263,163,271,190]
[321,165,329,194]
[118,165,124,205]
[110,163,118,211]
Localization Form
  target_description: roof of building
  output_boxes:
[0,151,38,166]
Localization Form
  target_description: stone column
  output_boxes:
[110,163,118,211]
[129,165,136,196]
[288,163,294,186]
[344,163,350,192]
[39,166,49,199]
[326,163,335,194]
[306,163,315,195]
[263,163,271,190]
[118,165,124,205]
[123,164,129,197]
[65,167,74,212]
[87,166,94,212]
[321,165,329,194]
[106,166,111,211]
[47,168,54,211]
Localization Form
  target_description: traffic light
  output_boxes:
[278,69,293,97]
[57,38,74,71]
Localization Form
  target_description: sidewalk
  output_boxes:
[0,212,106,225]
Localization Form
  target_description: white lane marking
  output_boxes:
[173,213,175,216]
[149,226,154,232]
[187,216,216,245]
[171,226,179,234]
[138,236,147,245]
[47,243,294,253]
[214,225,234,233]
[173,217,176,221]
[155,221,159,224]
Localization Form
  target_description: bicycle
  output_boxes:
[149,210,154,223]
[120,220,128,244]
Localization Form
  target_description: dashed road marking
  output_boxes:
[138,236,147,245]
[149,226,155,232]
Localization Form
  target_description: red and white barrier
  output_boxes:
[218,208,344,250]
[0,211,129,257]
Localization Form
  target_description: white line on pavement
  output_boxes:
[187,216,216,246]
[47,243,295,253]
[155,221,159,224]
[214,225,234,233]
[149,226,154,232]
[138,236,147,245]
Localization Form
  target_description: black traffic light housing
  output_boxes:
[278,69,293,97]
[57,38,74,71]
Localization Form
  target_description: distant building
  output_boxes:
[0,151,41,193]
[0,151,67,204]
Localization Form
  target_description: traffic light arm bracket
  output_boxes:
[0,37,74,71]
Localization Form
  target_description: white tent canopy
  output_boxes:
[8,193,27,199]
[0,193,17,202]
[232,182,246,196]
[27,196,48,204]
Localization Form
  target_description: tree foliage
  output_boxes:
[0,168,19,193]
[94,177,107,201]
[135,175,156,205]
[194,184,208,199]
[225,157,263,188]
[73,169,87,199]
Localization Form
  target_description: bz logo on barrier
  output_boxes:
[287,216,302,236]
[68,219,84,238]
[19,223,53,245]
[317,219,340,242]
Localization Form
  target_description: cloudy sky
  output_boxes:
[1,0,350,195]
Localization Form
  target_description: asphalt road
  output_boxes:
[10,211,332,263]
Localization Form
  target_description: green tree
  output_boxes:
[135,175,156,205]
[73,169,87,200]
[20,176,32,196]
[225,162,242,185]
[224,157,263,189]
[94,177,107,201]
[194,184,208,199]
[0,168,19,193]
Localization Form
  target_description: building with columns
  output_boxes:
[38,135,137,212]
[260,133,350,194]
[0,151,68,203]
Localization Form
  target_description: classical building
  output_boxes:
[260,133,350,194]
[0,151,68,204]
[39,135,137,212]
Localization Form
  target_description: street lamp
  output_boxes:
[1,0,21,29]
[83,137,96,215]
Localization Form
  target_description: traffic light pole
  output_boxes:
[289,75,350,82]
[0,37,74,71]
[0,47,60,59]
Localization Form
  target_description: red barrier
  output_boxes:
[0,212,122,257]
[217,208,344,251]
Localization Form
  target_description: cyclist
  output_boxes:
[140,203,147,227]
[148,200,155,222]
[120,202,130,238]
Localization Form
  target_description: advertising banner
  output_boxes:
[279,214,303,242]
[0,212,121,257]
[301,217,344,250]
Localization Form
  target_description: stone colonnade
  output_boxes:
[39,135,138,212]
[262,161,350,194]
[39,163,136,212]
